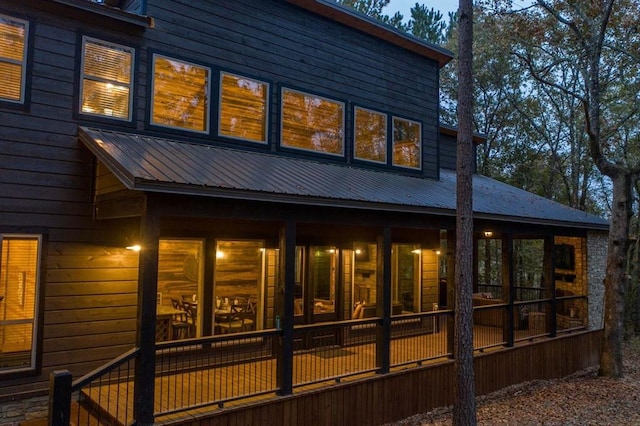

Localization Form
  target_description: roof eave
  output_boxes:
[286,0,453,68]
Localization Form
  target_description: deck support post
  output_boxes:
[48,370,71,426]
[134,198,160,425]
[276,219,296,395]
[375,226,391,373]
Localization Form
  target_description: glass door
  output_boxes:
[307,245,338,322]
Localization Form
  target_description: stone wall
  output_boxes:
[587,230,608,329]
[0,395,48,425]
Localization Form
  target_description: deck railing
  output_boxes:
[49,304,587,424]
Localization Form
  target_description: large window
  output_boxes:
[219,72,268,143]
[80,37,134,120]
[281,88,344,156]
[354,106,387,164]
[0,235,41,373]
[392,244,421,314]
[151,54,210,133]
[214,240,265,334]
[392,117,421,169]
[0,14,28,104]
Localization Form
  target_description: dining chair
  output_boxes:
[217,305,254,333]
[183,301,197,338]
[170,298,190,339]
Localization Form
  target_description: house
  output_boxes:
[0,0,608,424]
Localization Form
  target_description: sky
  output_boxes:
[384,0,459,20]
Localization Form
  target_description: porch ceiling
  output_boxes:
[78,127,608,230]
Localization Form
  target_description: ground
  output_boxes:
[391,337,640,425]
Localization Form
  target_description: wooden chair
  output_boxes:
[217,305,254,334]
[170,298,190,339]
[182,301,197,338]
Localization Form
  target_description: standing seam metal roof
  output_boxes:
[79,127,608,230]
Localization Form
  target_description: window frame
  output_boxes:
[149,52,211,134]
[392,115,423,170]
[0,233,43,377]
[353,105,388,165]
[217,71,270,144]
[78,36,135,122]
[0,13,29,106]
[280,87,345,158]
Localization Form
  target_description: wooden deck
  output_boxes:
[74,322,567,425]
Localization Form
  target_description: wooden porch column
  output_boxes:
[502,234,514,346]
[375,226,392,373]
[276,219,295,395]
[134,199,160,426]
[544,235,557,337]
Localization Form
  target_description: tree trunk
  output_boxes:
[599,172,631,377]
[453,0,477,423]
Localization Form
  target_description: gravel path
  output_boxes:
[390,338,640,425]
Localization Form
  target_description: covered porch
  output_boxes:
[54,127,609,425]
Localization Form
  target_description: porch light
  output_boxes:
[483,231,493,238]
[216,250,224,259]
[355,249,362,255]
[126,244,141,252]
[433,249,441,256]
[411,249,421,254]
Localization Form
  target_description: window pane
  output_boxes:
[157,239,203,340]
[152,55,210,132]
[81,80,131,119]
[0,62,22,101]
[354,107,386,163]
[214,241,264,334]
[0,236,40,372]
[81,38,133,120]
[219,72,268,143]
[281,89,344,155]
[311,246,336,314]
[392,117,421,169]
[392,244,421,314]
[0,15,27,103]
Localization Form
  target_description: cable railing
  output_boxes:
[49,302,588,424]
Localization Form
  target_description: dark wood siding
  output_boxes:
[0,0,443,399]
[0,2,142,398]
[439,131,457,170]
[140,0,440,178]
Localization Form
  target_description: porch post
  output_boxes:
[502,234,514,346]
[134,199,160,426]
[544,235,557,337]
[276,219,295,395]
[375,226,392,373]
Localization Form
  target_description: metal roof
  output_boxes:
[79,127,608,230]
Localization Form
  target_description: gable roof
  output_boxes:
[79,127,608,230]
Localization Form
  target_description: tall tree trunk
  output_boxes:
[453,0,477,423]
[599,172,631,377]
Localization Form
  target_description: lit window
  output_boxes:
[151,54,210,133]
[392,244,421,314]
[0,235,41,374]
[281,88,344,156]
[392,117,421,169]
[219,72,268,143]
[354,106,387,163]
[0,14,28,104]
[80,37,134,120]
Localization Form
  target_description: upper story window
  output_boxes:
[151,54,210,133]
[0,234,42,375]
[281,88,344,156]
[354,106,387,164]
[0,14,28,104]
[218,72,269,143]
[392,117,421,169]
[80,37,134,120]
